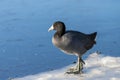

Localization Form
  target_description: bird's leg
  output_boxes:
[66,57,84,74]
[80,58,85,65]
[77,57,84,73]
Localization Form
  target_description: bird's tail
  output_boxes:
[89,32,97,44]
[90,32,97,40]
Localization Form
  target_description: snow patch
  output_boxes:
[13,53,120,80]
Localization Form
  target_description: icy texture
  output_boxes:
[13,53,120,80]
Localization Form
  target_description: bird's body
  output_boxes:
[48,21,97,74]
[52,31,96,56]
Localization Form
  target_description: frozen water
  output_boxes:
[0,0,120,80]
[13,53,120,80]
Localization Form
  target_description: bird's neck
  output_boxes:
[55,30,65,38]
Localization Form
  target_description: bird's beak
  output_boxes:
[48,25,54,32]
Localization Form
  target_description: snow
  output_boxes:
[0,0,120,80]
[13,53,120,80]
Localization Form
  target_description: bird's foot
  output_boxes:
[66,65,83,74]
[66,61,84,74]
[66,68,83,74]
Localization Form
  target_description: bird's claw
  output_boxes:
[66,66,83,74]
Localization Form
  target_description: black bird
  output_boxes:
[48,21,97,74]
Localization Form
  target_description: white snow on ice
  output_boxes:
[0,0,120,80]
[13,53,120,80]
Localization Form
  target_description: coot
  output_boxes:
[48,21,97,74]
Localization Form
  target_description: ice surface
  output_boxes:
[13,53,120,80]
[0,0,120,80]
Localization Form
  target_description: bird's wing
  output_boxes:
[62,31,90,47]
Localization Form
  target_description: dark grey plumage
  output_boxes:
[48,21,97,74]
